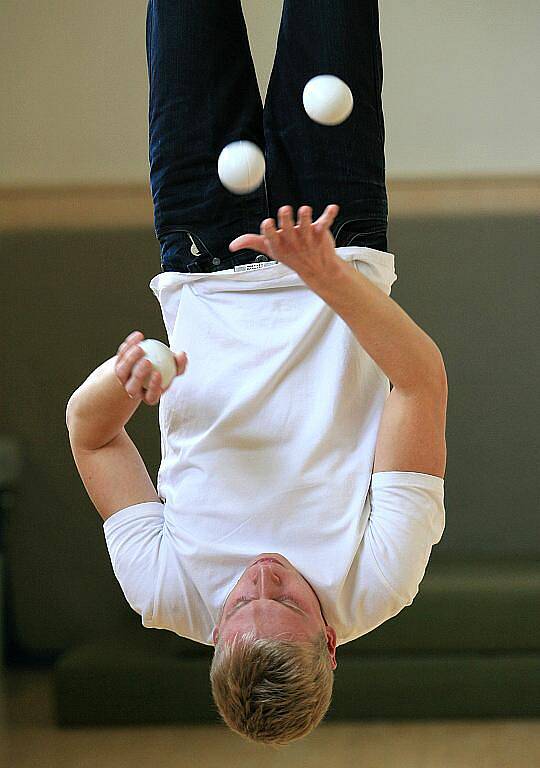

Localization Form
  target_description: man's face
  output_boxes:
[212,553,337,670]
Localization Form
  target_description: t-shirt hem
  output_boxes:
[102,500,165,531]
[149,245,395,287]
[372,470,444,489]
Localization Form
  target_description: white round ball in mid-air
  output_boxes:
[218,140,266,195]
[138,339,177,391]
[303,75,354,126]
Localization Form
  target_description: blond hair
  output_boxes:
[209,628,334,748]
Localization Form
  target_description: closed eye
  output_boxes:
[226,595,305,620]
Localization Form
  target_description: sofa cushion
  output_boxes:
[53,560,540,726]
[53,642,216,726]
[53,641,540,725]
[340,559,540,655]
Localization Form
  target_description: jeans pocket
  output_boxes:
[159,228,214,272]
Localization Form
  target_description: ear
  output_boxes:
[212,626,219,645]
[326,626,337,670]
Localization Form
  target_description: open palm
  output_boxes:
[229,204,343,283]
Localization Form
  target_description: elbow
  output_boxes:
[426,348,448,393]
[65,392,81,429]
[437,356,448,397]
[400,345,448,395]
[65,400,73,430]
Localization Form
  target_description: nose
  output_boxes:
[251,562,281,594]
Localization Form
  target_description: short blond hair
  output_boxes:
[209,628,334,748]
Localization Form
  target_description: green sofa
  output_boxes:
[52,559,540,726]
[2,215,539,725]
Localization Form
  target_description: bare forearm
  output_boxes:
[66,356,142,448]
[308,258,445,391]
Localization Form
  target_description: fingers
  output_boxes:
[277,205,295,232]
[123,347,152,400]
[116,334,143,389]
[175,351,188,375]
[229,203,340,255]
[117,330,144,359]
[261,217,277,242]
[143,368,163,405]
[229,234,267,253]
[142,353,188,406]
[314,203,339,231]
[298,206,313,234]
[115,332,188,406]
[276,204,339,233]
[115,332,155,402]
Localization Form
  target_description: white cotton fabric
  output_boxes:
[103,247,445,646]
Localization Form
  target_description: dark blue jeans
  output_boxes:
[147,0,388,274]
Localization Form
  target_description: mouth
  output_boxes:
[253,557,282,567]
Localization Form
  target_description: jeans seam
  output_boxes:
[369,1,385,155]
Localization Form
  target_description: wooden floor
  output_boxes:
[3,668,540,768]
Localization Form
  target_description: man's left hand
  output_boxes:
[229,204,344,285]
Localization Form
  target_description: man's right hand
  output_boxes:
[115,330,188,406]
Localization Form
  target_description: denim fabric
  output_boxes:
[147,0,388,274]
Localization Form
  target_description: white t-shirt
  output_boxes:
[103,247,445,647]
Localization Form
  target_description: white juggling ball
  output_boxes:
[138,339,178,391]
[303,75,354,126]
[218,140,266,195]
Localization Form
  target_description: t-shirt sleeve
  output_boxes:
[364,471,446,605]
[102,501,165,627]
